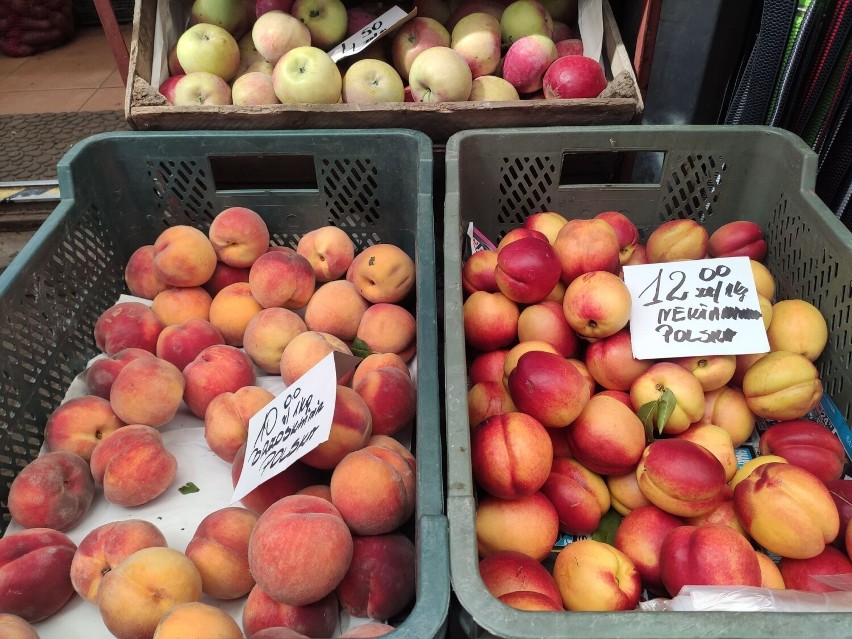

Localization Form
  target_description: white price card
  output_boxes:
[622,256,770,360]
[328,5,415,63]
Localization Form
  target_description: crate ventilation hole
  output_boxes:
[497,156,556,229]
[664,154,725,222]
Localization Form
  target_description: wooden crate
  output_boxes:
[125,0,643,141]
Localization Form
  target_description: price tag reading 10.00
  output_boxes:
[328,6,416,63]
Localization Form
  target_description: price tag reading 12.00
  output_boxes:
[328,6,416,63]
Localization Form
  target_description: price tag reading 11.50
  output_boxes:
[328,6,416,63]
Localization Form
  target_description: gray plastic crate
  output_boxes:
[443,125,852,638]
[0,129,448,639]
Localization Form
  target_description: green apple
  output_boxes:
[408,46,473,102]
[173,71,233,105]
[342,59,405,104]
[451,12,502,78]
[292,0,348,49]
[176,23,241,81]
[469,75,520,101]
[272,45,343,103]
[500,0,554,46]
[191,0,247,34]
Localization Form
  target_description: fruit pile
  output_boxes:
[161,0,608,106]
[461,211,850,611]
[0,207,420,638]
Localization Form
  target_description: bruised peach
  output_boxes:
[242,586,338,639]
[94,301,164,356]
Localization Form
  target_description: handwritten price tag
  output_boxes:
[622,256,770,360]
[328,6,415,63]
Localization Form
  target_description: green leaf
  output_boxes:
[178,482,199,495]
[655,388,678,435]
[591,509,623,546]
[350,337,374,359]
[637,399,659,443]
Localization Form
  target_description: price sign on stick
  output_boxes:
[328,6,416,63]
[622,256,770,360]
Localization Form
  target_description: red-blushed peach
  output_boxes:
[562,270,632,340]
[729,455,788,490]
[468,380,517,428]
[355,303,417,362]
[347,243,415,304]
[479,550,563,608]
[203,261,251,297]
[756,551,786,589]
[151,286,213,326]
[90,424,177,507]
[85,347,156,398]
[517,300,579,357]
[242,587,338,639]
[205,386,275,464]
[758,419,845,484]
[636,439,727,517]
[645,219,709,263]
[614,504,684,594]
[546,426,572,458]
[267,245,297,255]
[351,352,410,388]
[7,451,94,532]
[340,623,397,637]
[502,340,559,386]
[698,385,755,446]
[734,462,839,559]
[296,225,356,282]
[354,366,416,437]
[125,244,168,299]
[152,225,218,287]
[595,211,639,264]
[540,457,609,536]
[336,533,415,620]
[566,393,646,476]
[94,301,164,356]
[70,520,167,603]
[597,389,633,407]
[659,524,761,597]
[552,218,620,285]
[583,329,651,391]
[97,547,203,639]
[330,442,416,535]
[607,469,652,516]
[44,395,124,461]
[304,280,369,342]
[708,220,767,261]
[463,291,520,352]
[243,307,307,374]
[110,356,185,427]
[552,539,641,611]
[630,362,706,435]
[524,211,568,244]
[742,350,823,420]
[183,343,257,418]
[0,528,76,622]
[301,386,373,470]
[185,506,258,600]
[469,349,510,385]
[231,443,322,514]
[675,422,738,482]
[462,249,499,295]
[249,627,308,639]
[209,281,265,346]
[685,490,748,538]
[779,545,852,592]
[0,614,39,639]
[499,227,550,250]
[507,350,591,428]
[153,601,243,639]
[498,591,563,611]
[731,351,767,388]
[567,357,597,399]
[156,317,226,372]
[476,492,559,561]
[296,484,332,502]
[543,278,566,303]
[471,412,553,500]
[280,330,354,386]
[767,299,829,362]
[494,236,561,304]
[667,354,736,393]
[208,206,271,268]
[624,243,649,266]
[248,494,353,606]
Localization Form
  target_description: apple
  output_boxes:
[168,44,184,75]
[291,0,348,49]
[251,10,311,65]
[272,46,343,104]
[176,23,241,82]
[191,0,247,34]
[415,0,452,24]
[502,34,557,94]
[500,0,553,46]
[391,17,451,82]
[342,59,405,104]
[543,54,608,99]
[451,12,502,78]
[232,71,280,104]
[446,0,505,31]
[555,38,583,57]
[159,75,184,104]
[173,72,233,105]
[409,46,473,102]
[469,76,520,101]
[347,7,377,36]
[257,0,294,17]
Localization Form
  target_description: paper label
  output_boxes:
[622,256,770,360]
[467,222,497,253]
[328,6,415,63]
[578,0,604,62]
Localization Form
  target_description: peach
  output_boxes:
[249,251,316,309]
[734,462,839,559]
[8,451,94,531]
[597,389,633,407]
[340,623,397,637]
[759,419,846,484]
[296,484,332,501]
[243,307,307,374]
[517,300,578,357]
[462,249,499,295]
[624,243,649,266]
[151,286,213,326]
[729,455,788,490]
[750,259,776,300]
[540,457,609,535]
[758,293,773,329]
[479,550,563,608]
[125,244,168,299]
[183,343,257,418]
[94,301,164,355]
[544,278,566,303]
[756,551,786,589]
[552,539,641,611]
[44,395,124,460]
[707,220,767,261]
[498,591,563,611]
[698,385,755,446]
[152,224,218,287]
[469,349,510,385]
[494,236,561,304]
[0,528,76,622]
[348,243,415,303]
[280,331,353,386]
[85,347,156,399]
[568,357,597,398]
[205,386,275,464]
[659,524,761,597]
[502,340,559,385]
[468,380,516,428]
[595,211,639,264]
[0,614,39,639]
[645,218,709,263]
[523,211,568,244]
[90,424,178,507]
[153,602,243,639]
[779,545,852,592]
[301,385,373,469]
[607,469,652,516]
[476,492,559,561]
[507,350,590,428]
[248,494,353,606]
[336,533,416,620]
[552,218,620,284]
[70,520,168,602]
[330,442,416,535]
[742,350,823,420]
[355,303,417,362]
[354,366,416,437]
[636,439,727,517]
[185,506,258,600]
[242,587,338,639]
[767,298,829,361]
[685,492,747,537]
[566,393,646,476]
[471,412,553,500]
[110,356,185,427]
[296,225,356,282]
[209,281,264,346]
[351,352,410,388]
[667,354,736,392]
[675,422,738,482]
[463,291,520,352]
[97,547,202,639]
[731,351,767,388]
[614,504,684,594]
[250,628,309,639]
[231,443,321,514]
[208,206,271,268]
[562,270,632,340]
[203,261,251,296]
[630,362,706,435]
[156,317,226,372]
[584,329,652,391]
[304,279,369,342]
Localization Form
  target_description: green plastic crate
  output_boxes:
[0,129,448,639]
[443,125,852,639]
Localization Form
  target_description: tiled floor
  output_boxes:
[0,24,132,116]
